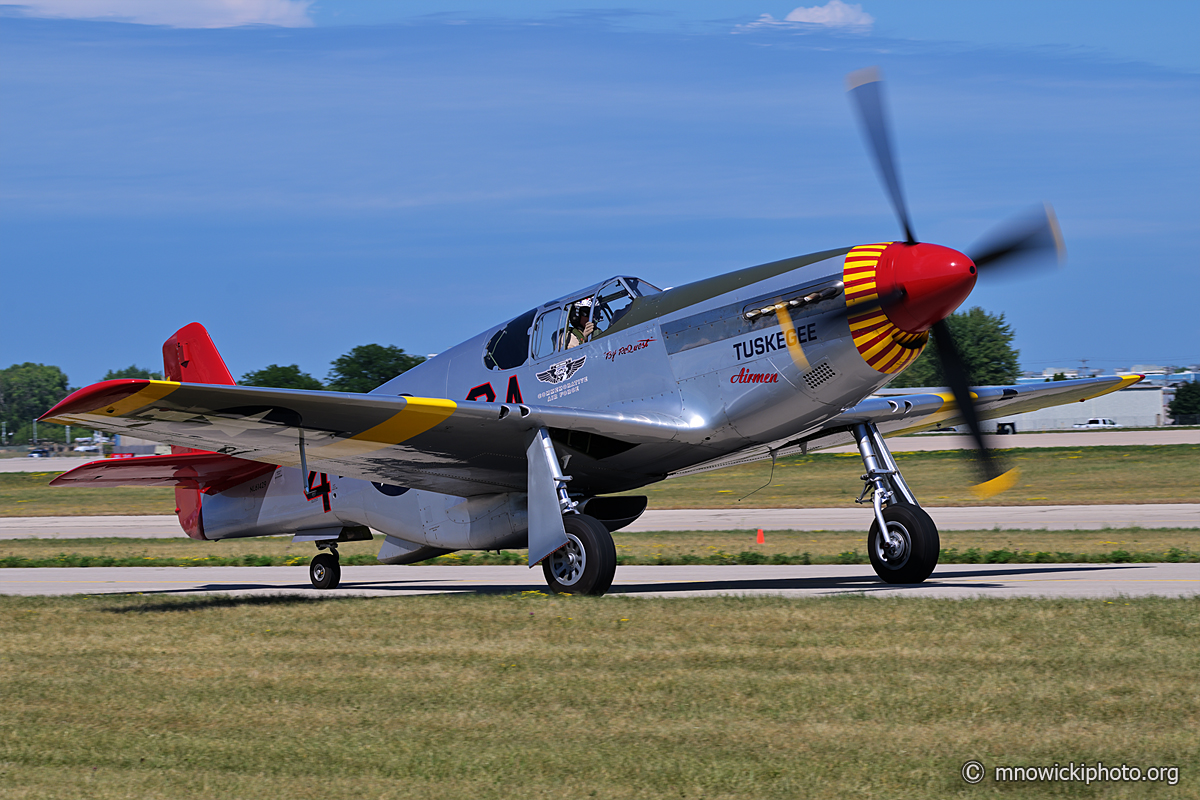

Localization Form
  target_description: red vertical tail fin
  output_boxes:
[162,322,236,385]
[162,322,235,540]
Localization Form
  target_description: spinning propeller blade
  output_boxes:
[928,320,1018,497]
[844,68,1062,496]
[847,67,917,245]
[969,203,1066,273]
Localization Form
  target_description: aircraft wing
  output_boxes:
[668,374,1143,476]
[828,374,1145,440]
[42,380,688,497]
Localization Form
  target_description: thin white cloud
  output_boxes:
[738,1,874,32]
[9,0,314,28]
[785,0,873,27]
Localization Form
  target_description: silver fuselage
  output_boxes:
[202,246,898,552]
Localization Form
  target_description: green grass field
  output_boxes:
[0,471,172,516]
[4,445,1194,799]
[0,593,1195,799]
[4,445,1198,518]
[2,527,1196,568]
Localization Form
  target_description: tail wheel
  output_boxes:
[868,502,939,584]
[542,514,617,596]
[310,552,341,590]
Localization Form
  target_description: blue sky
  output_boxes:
[1,1,1197,386]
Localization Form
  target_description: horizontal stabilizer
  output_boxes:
[50,452,274,495]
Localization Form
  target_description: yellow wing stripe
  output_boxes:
[100,380,181,417]
[1113,375,1143,392]
[310,397,457,459]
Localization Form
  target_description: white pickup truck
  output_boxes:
[1073,418,1120,429]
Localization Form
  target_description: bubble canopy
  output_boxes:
[483,276,659,370]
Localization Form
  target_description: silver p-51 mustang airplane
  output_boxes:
[43,70,1140,595]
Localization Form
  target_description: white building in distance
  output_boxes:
[877,384,1166,431]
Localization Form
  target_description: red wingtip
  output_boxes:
[40,379,154,422]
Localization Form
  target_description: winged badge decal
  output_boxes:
[536,356,586,385]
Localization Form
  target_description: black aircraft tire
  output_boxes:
[541,514,617,596]
[868,503,939,584]
[310,552,341,590]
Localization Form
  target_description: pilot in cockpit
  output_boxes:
[563,300,595,350]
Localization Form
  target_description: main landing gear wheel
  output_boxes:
[310,552,341,590]
[868,502,939,584]
[542,514,617,596]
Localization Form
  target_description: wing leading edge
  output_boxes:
[41,379,689,497]
[667,374,1144,477]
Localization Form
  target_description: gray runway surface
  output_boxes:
[3,563,1196,599]
[3,504,1197,540]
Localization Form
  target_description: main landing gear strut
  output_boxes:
[527,427,617,596]
[853,422,940,584]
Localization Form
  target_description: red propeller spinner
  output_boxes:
[874,242,977,334]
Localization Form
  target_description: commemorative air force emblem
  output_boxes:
[536,356,586,384]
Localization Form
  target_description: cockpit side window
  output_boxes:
[531,307,565,360]
[483,308,537,370]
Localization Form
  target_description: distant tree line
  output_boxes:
[240,345,425,391]
[885,307,1020,388]
[0,362,187,446]
[0,363,72,445]
[104,365,163,380]
[1169,383,1200,424]
[0,345,423,446]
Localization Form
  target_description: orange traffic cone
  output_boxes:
[756,528,765,544]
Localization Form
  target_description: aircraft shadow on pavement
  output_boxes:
[611,564,1148,596]
[111,563,1150,601]
[119,575,540,601]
